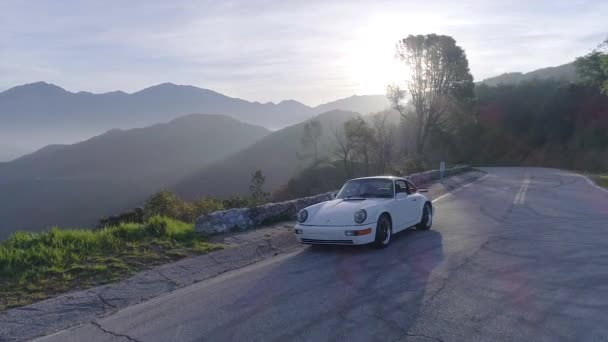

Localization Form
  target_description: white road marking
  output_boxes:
[513,177,531,205]
[432,174,489,203]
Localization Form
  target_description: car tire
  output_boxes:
[416,203,433,231]
[373,214,392,249]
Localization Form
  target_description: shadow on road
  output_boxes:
[205,228,445,341]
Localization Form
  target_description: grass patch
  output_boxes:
[593,174,608,188]
[0,216,222,312]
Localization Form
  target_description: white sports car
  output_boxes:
[294,176,433,248]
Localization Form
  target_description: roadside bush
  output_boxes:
[144,216,168,237]
[143,190,183,220]
[222,196,250,209]
[98,207,144,228]
[143,190,227,222]
[193,197,224,216]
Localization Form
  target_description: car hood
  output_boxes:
[303,198,389,226]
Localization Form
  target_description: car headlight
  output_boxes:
[354,209,367,223]
[297,209,308,223]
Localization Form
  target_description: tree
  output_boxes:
[344,116,376,175]
[249,169,270,205]
[299,120,323,165]
[575,39,608,94]
[388,34,474,156]
[143,190,195,222]
[371,111,397,173]
[143,190,182,220]
[332,126,353,177]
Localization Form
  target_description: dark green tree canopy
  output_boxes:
[575,39,608,94]
[396,34,474,100]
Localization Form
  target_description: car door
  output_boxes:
[392,180,416,231]
[405,180,423,224]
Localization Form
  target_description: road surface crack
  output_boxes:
[90,291,117,309]
[91,320,142,342]
[156,270,179,286]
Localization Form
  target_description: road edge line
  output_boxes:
[563,172,608,195]
[432,173,489,203]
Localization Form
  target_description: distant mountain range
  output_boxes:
[0,82,389,161]
[480,62,578,86]
[174,110,360,200]
[0,114,269,238]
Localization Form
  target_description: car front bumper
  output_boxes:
[294,223,376,245]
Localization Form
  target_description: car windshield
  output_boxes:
[336,179,394,199]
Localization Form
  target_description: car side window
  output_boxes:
[406,181,418,193]
[395,180,407,194]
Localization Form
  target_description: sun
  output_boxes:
[344,15,436,95]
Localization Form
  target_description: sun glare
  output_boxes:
[344,14,440,95]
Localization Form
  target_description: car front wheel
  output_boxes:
[416,203,432,231]
[373,214,392,248]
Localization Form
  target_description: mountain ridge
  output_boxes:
[0,82,389,161]
[480,62,578,86]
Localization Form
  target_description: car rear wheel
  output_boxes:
[416,203,432,231]
[373,214,392,248]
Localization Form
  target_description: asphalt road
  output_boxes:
[41,167,608,342]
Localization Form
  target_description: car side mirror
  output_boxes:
[330,192,337,199]
[418,188,428,193]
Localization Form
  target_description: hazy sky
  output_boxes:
[0,0,606,105]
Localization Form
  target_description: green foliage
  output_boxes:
[193,197,225,216]
[249,169,270,205]
[222,196,250,209]
[143,190,182,220]
[594,174,608,188]
[575,40,608,94]
[98,207,144,228]
[143,190,225,222]
[467,80,608,171]
[0,216,221,311]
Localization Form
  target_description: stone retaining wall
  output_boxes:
[195,165,471,235]
[196,192,334,235]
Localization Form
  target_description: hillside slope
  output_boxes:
[0,114,269,238]
[481,62,578,86]
[313,95,390,115]
[174,110,360,199]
